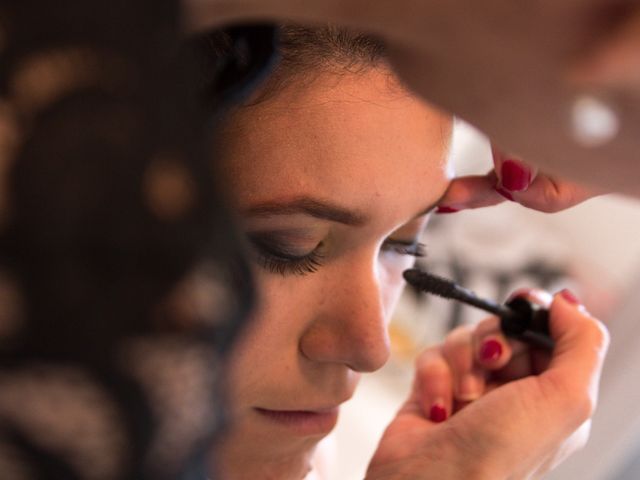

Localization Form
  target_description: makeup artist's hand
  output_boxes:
[365,289,609,480]
[437,146,600,214]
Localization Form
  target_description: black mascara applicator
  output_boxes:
[403,268,554,350]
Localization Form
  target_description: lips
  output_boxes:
[254,406,340,436]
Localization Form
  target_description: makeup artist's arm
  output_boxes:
[568,9,640,95]
[365,289,609,480]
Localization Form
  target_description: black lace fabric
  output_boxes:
[0,1,276,479]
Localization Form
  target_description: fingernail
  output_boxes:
[501,159,532,192]
[429,402,447,423]
[560,288,581,305]
[494,186,514,201]
[507,288,535,301]
[457,373,482,401]
[479,339,503,362]
[435,206,459,214]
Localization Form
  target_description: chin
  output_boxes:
[211,411,330,480]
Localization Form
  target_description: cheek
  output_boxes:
[224,273,312,397]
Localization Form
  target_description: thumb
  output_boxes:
[490,144,599,212]
[504,173,596,213]
[542,290,610,424]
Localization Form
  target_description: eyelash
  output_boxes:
[249,236,325,276]
[382,241,427,258]
[251,238,426,277]
[257,248,325,276]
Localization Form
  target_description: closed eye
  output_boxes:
[248,234,325,276]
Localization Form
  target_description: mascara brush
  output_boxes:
[403,268,554,350]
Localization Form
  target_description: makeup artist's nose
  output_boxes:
[299,260,391,372]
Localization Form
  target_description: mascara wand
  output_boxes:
[403,268,554,350]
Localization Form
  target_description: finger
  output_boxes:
[492,145,538,195]
[473,315,542,382]
[541,290,610,430]
[568,10,640,91]
[441,325,485,403]
[436,170,503,212]
[502,172,597,213]
[504,288,554,376]
[492,144,601,211]
[414,348,454,423]
[476,289,551,379]
[473,316,513,370]
[506,287,553,309]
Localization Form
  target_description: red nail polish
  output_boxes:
[501,160,531,192]
[429,403,447,423]
[560,288,581,305]
[436,206,459,214]
[494,186,514,201]
[480,339,503,362]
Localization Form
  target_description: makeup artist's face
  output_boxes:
[214,67,451,479]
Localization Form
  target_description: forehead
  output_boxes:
[218,69,452,221]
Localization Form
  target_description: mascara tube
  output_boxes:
[502,297,553,350]
[403,268,554,350]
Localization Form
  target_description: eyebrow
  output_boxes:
[244,195,443,226]
[244,197,368,226]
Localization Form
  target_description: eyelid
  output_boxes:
[247,232,318,259]
[250,235,305,260]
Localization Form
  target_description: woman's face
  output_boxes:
[214,67,451,479]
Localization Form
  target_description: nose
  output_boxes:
[299,258,391,373]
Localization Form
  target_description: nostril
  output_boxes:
[346,326,391,373]
[298,314,391,372]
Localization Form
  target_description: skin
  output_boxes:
[212,67,452,479]
[569,9,640,93]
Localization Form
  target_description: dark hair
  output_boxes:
[196,25,388,106]
[276,25,386,72]
[265,25,387,98]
